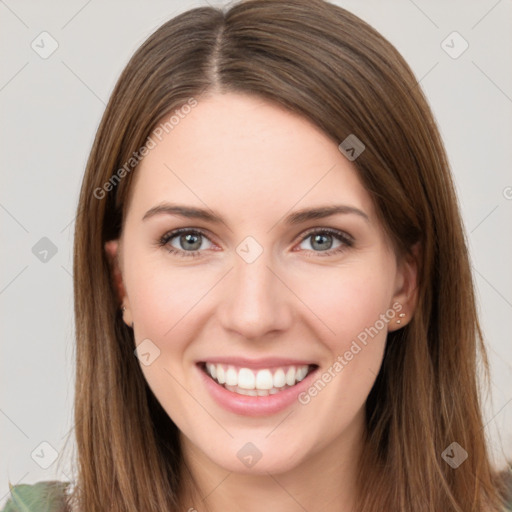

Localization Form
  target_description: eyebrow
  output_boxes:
[142,202,369,225]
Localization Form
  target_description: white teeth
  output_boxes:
[255,369,273,390]
[225,383,291,396]
[225,366,238,386]
[296,366,308,382]
[206,363,216,380]
[204,363,313,393]
[273,368,286,388]
[285,367,296,386]
[238,368,255,389]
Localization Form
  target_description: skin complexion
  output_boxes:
[105,92,418,512]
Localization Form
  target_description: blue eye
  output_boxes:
[157,227,353,258]
[158,229,213,258]
[297,228,353,256]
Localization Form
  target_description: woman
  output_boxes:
[4,0,511,510]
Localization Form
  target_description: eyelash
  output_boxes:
[156,227,354,259]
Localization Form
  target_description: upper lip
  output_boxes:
[198,356,317,369]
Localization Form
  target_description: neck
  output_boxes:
[177,410,365,512]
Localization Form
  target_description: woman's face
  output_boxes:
[106,92,417,475]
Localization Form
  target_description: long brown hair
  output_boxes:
[68,0,510,510]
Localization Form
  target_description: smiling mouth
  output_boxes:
[199,362,318,397]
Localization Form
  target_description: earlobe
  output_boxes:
[104,239,119,261]
[104,240,126,305]
[104,239,133,328]
[389,242,420,331]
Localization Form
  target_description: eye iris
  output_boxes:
[180,233,202,250]
[311,233,332,251]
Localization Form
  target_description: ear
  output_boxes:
[105,239,132,327]
[388,242,420,332]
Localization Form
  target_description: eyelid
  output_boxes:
[296,226,354,245]
[158,227,217,251]
[157,226,354,258]
[292,227,354,257]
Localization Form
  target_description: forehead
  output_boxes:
[128,92,375,222]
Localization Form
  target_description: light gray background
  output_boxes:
[1,0,511,505]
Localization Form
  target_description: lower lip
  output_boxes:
[197,363,318,417]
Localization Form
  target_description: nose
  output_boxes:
[217,251,294,340]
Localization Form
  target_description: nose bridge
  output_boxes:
[218,247,292,339]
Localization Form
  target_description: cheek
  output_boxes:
[293,267,393,426]
[126,254,211,341]
[291,260,396,350]
[124,259,212,430]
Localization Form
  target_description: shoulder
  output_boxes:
[499,466,512,511]
[1,480,70,512]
